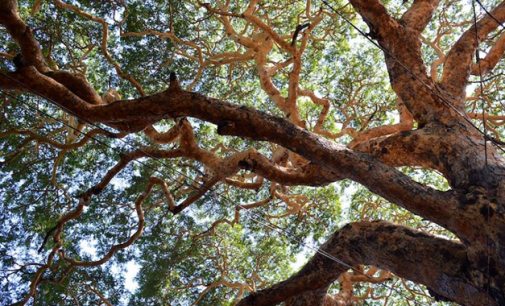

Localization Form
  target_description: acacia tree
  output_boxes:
[2,0,505,305]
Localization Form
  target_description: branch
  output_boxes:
[351,124,442,170]
[348,0,399,42]
[0,1,104,106]
[170,176,221,215]
[86,285,113,306]
[17,197,89,305]
[0,70,30,91]
[52,0,145,96]
[471,30,505,76]
[237,221,487,306]
[235,150,339,187]
[0,0,49,72]
[400,0,442,33]
[0,128,126,151]
[1,70,103,106]
[441,1,505,100]
[349,97,414,147]
[348,0,445,126]
[4,68,471,238]
[144,122,182,144]
[45,71,103,105]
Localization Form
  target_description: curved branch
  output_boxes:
[45,71,103,105]
[348,0,399,42]
[441,1,505,100]
[237,221,488,306]
[4,68,471,237]
[401,0,442,34]
[144,123,182,144]
[61,179,148,267]
[0,0,49,72]
[471,31,505,76]
[349,97,414,147]
[52,0,145,96]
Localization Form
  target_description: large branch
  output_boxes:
[4,66,476,240]
[401,0,442,33]
[352,127,442,170]
[348,0,399,43]
[237,221,488,306]
[0,0,49,72]
[348,0,451,126]
[0,70,28,90]
[441,1,505,100]
[1,69,103,105]
[351,121,489,187]
[0,1,104,105]
[45,71,103,105]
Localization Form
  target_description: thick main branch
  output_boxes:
[238,221,487,306]
[3,66,473,240]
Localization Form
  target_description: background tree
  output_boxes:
[1,0,505,305]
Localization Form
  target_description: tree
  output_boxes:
[1,0,505,305]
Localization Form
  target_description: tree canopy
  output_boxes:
[2,0,505,305]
